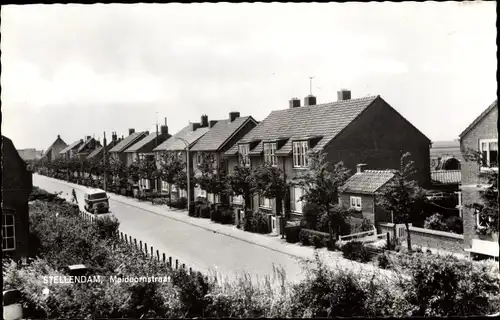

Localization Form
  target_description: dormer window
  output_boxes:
[293,140,309,168]
[239,144,250,167]
[263,142,277,166]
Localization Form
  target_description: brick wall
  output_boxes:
[339,193,375,224]
[325,98,431,188]
[380,223,465,254]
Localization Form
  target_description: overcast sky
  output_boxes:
[1,2,497,150]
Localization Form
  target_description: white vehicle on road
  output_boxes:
[84,189,110,214]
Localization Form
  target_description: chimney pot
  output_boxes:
[129,128,135,135]
[289,97,301,108]
[304,95,317,106]
[229,112,240,122]
[357,163,367,173]
[337,89,351,101]
[164,117,167,125]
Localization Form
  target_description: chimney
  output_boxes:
[145,131,150,135]
[86,136,91,140]
[304,95,317,106]
[190,122,201,131]
[337,89,351,101]
[80,139,84,143]
[289,97,301,108]
[57,134,61,139]
[112,132,117,142]
[129,128,135,135]
[357,163,367,173]
[201,114,209,127]
[209,120,218,128]
[229,111,240,122]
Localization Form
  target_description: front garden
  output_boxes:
[4,188,499,318]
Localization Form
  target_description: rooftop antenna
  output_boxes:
[309,76,315,96]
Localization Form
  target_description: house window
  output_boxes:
[292,187,305,213]
[479,139,498,169]
[195,186,207,198]
[2,213,16,251]
[350,196,362,211]
[238,144,250,167]
[263,142,277,166]
[140,178,150,189]
[259,196,272,209]
[232,195,243,204]
[293,141,309,168]
[196,153,204,167]
[161,181,169,192]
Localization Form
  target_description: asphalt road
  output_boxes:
[33,174,310,283]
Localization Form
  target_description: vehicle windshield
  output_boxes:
[89,192,107,200]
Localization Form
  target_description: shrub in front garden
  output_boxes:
[445,216,463,234]
[219,209,234,225]
[300,202,322,230]
[298,229,330,248]
[243,211,269,234]
[177,197,188,209]
[341,241,373,263]
[424,213,449,232]
[377,252,391,269]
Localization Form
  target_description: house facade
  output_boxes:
[153,115,212,196]
[41,135,67,162]
[227,91,431,222]
[459,100,498,252]
[108,129,149,166]
[190,112,259,204]
[75,136,102,160]
[59,139,85,160]
[2,136,33,262]
[124,120,171,190]
[338,164,395,226]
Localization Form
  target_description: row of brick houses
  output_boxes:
[38,91,498,255]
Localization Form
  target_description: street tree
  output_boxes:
[137,156,160,189]
[227,164,256,212]
[195,153,229,203]
[158,152,184,207]
[108,157,127,187]
[376,152,427,251]
[293,152,352,241]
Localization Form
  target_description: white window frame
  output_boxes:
[263,142,278,166]
[479,139,498,171]
[238,144,250,167]
[161,181,169,192]
[293,140,309,168]
[259,196,272,209]
[2,213,16,251]
[350,196,362,211]
[293,187,305,213]
[195,186,207,198]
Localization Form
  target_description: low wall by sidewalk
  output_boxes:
[379,223,465,254]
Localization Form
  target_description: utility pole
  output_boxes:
[309,76,315,95]
[103,132,107,192]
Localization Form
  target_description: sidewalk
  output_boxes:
[38,176,397,277]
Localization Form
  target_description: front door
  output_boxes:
[271,216,277,234]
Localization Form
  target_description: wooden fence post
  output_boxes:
[140,241,143,252]
[175,259,179,270]
[145,243,148,256]
[386,232,391,247]
[150,246,153,258]
[189,267,192,275]
[156,250,160,261]
[169,257,172,268]
[134,238,137,249]
[182,263,185,270]
[162,253,166,262]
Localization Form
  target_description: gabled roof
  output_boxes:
[154,124,210,152]
[77,137,101,154]
[59,140,83,154]
[87,139,121,160]
[43,136,67,158]
[190,116,257,152]
[124,132,170,152]
[431,170,461,185]
[237,96,379,154]
[340,170,396,195]
[109,132,148,153]
[459,100,498,138]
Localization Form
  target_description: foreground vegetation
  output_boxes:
[3,189,499,318]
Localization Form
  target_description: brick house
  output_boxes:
[41,135,67,162]
[59,139,85,160]
[108,128,149,166]
[339,164,395,226]
[86,132,122,163]
[458,99,498,253]
[123,120,171,190]
[153,116,212,196]
[190,112,258,204]
[226,91,431,225]
[75,136,102,160]
[2,136,33,262]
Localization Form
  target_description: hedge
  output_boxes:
[298,228,332,249]
[285,223,301,243]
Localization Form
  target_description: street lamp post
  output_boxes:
[175,137,191,214]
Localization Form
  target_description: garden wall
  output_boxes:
[380,223,465,254]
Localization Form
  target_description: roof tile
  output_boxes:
[109,132,147,153]
[154,125,210,151]
[431,170,461,185]
[59,140,83,154]
[340,170,396,195]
